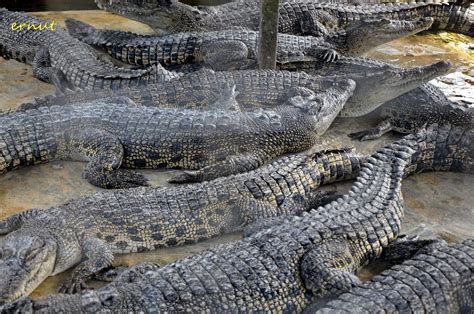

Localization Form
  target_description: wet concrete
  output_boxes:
[0,11,473,299]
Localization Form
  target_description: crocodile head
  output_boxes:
[335,17,434,55]
[285,78,356,135]
[340,60,452,117]
[95,0,200,34]
[0,232,57,305]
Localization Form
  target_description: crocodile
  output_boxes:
[94,0,474,37]
[1,124,472,312]
[18,69,351,112]
[349,83,474,140]
[0,9,179,90]
[0,79,355,188]
[278,57,452,117]
[302,0,465,4]
[23,57,452,120]
[0,148,363,302]
[65,17,434,70]
[311,239,474,313]
[65,19,338,70]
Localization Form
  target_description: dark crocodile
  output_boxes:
[65,19,337,69]
[0,9,179,90]
[1,124,473,312]
[65,17,433,69]
[23,58,452,119]
[310,239,474,313]
[0,148,363,302]
[349,83,474,140]
[94,0,474,37]
[0,79,355,188]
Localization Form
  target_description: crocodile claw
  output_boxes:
[111,170,149,188]
[320,49,339,63]
[348,129,377,141]
[84,169,149,189]
[58,278,88,294]
[168,170,201,184]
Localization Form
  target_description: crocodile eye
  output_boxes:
[1,248,14,258]
[22,248,41,262]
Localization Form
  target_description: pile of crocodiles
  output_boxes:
[0,0,472,312]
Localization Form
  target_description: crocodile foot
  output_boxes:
[319,49,339,63]
[58,278,88,294]
[84,169,149,189]
[168,170,201,184]
[91,266,129,282]
[349,120,393,141]
[348,129,381,141]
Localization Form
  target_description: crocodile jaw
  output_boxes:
[341,60,452,117]
[341,17,434,55]
[0,233,57,305]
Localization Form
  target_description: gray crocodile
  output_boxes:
[94,0,474,37]
[0,79,355,188]
[1,124,472,312]
[0,148,363,301]
[349,83,474,140]
[278,57,452,117]
[19,69,347,111]
[311,239,474,313]
[20,57,450,120]
[65,19,337,69]
[65,17,433,69]
[0,9,179,90]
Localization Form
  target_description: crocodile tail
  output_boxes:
[66,18,144,46]
[401,124,474,177]
[65,18,108,46]
[433,3,474,36]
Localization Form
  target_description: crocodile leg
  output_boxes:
[207,84,241,111]
[349,119,395,141]
[298,11,333,37]
[0,209,41,234]
[168,152,267,183]
[63,128,148,188]
[300,239,362,298]
[201,40,254,70]
[58,237,114,294]
[32,47,54,83]
[94,262,161,283]
[243,191,343,237]
[91,266,134,283]
[382,238,445,265]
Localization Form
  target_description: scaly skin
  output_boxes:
[0,149,363,302]
[65,19,338,69]
[0,79,355,188]
[278,57,452,117]
[1,124,472,312]
[349,83,474,140]
[0,9,179,90]
[94,0,474,37]
[65,17,433,68]
[19,69,349,112]
[303,0,464,4]
[22,58,452,119]
[313,240,474,313]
